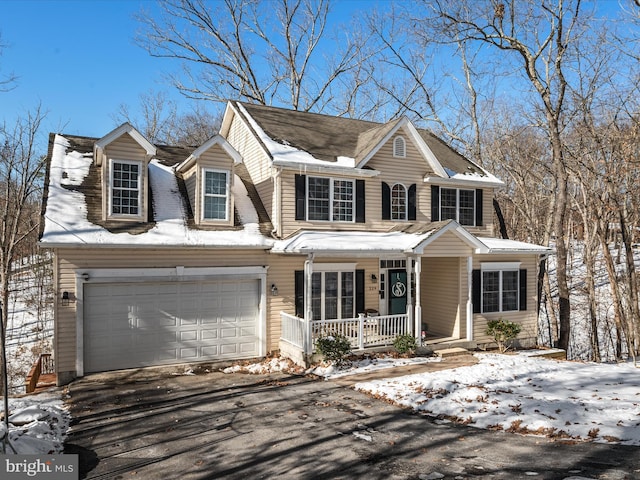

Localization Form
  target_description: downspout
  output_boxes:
[466,256,473,341]
[271,166,282,237]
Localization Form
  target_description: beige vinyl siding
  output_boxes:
[422,257,462,338]
[422,230,474,257]
[369,135,434,225]
[54,248,270,373]
[471,254,539,345]
[102,134,149,222]
[226,115,274,223]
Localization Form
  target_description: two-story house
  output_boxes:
[40,101,551,384]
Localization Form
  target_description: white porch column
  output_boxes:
[406,256,414,333]
[414,257,422,343]
[304,254,314,354]
[466,255,473,341]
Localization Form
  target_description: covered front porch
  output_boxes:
[273,221,486,364]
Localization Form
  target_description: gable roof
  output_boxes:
[94,123,157,159]
[176,134,242,173]
[225,101,497,183]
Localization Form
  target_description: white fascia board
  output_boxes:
[404,121,449,177]
[95,123,156,156]
[409,222,487,254]
[423,175,505,188]
[219,101,236,137]
[274,160,380,178]
[176,134,243,172]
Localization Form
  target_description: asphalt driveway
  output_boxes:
[64,365,640,480]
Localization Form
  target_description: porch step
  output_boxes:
[433,347,471,358]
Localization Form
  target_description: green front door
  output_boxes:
[388,269,407,315]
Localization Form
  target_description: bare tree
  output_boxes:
[113,90,221,146]
[423,0,589,352]
[0,106,47,450]
[0,32,17,92]
[136,0,374,114]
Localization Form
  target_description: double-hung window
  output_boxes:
[110,160,142,217]
[311,269,355,320]
[307,176,354,222]
[440,187,475,226]
[203,169,229,221]
[481,267,519,313]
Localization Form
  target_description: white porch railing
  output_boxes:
[280,312,410,355]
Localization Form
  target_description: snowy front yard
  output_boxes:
[353,352,640,446]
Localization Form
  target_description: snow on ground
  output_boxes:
[1,390,70,454]
[354,352,640,446]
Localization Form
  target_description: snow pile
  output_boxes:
[222,356,305,374]
[355,352,640,445]
[1,391,70,454]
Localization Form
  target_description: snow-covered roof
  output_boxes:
[227,101,501,184]
[478,237,554,255]
[272,226,552,256]
[40,134,273,249]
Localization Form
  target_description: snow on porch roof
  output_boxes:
[272,221,481,256]
[272,224,552,256]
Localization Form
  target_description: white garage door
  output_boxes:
[83,279,261,373]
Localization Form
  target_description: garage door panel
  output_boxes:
[84,279,261,373]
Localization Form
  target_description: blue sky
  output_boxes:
[0,0,630,146]
[1,0,374,143]
[2,0,183,138]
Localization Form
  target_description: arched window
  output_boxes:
[393,136,406,158]
[391,183,407,220]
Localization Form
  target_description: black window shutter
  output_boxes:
[475,189,483,226]
[295,174,306,220]
[356,269,365,315]
[472,269,481,314]
[408,184,417,221]
[356,179,365,223]
[431,185,440,222]
[519,269,527,311]
[382,182,391,220]
[294,270,304,317]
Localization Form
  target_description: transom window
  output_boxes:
[110,160,141,216]
[391,184,407,220]
[311,270,354,320]
[307,176,354,222]
[441,187,475,226]
[203,169,229,221]
[482,269,519,313]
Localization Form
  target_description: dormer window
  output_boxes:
[202,168,229,221]
[110,159,142,217]
[393,136,406,158]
